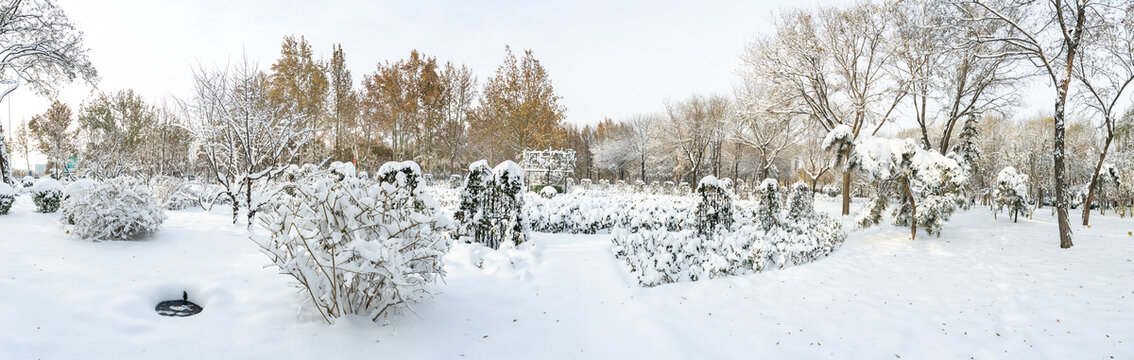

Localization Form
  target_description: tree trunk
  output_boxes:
[1082,136,1112,226]
[841,170,851,216]
[1054,96,1073,249]
[246,177,255,228]
[904,177,917,240]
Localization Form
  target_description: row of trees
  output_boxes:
[588,0,1134,249]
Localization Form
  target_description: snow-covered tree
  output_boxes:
[453,160,492,241]
[492,160,527,247]
[256,161,451,324]
[695,175,734,236]
[962,0,1115,249]
[787,182,813,219]
[185,58,315,225]
[835,134,967,239]
[994,166,1029,222]
[0,0,98,185]
[453,160,529,249]
[755,178,781,230]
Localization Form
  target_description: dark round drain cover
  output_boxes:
[156,291,202,317]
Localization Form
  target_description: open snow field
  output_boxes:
[1,195,1132,359]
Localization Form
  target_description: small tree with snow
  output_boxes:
[994,167,1029,223]
[256,161,451,324]
[453,160,492,241]
[453,160,529,249]
[837,135,967,239]
[787,182,813,219]
[64,177,167,240]
[493,160,528,247]
[695,176,735,236]
[32,178,63,213]
[755,179,781,230]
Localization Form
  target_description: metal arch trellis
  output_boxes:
[520,149,576,190]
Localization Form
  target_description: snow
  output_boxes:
[0,182,12,196]
[1,194,1132,359]
[32,177,62,193]
[63,179,96,198]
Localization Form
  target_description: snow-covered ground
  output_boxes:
[1,195,1132,359]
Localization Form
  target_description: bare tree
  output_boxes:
[1074,2,1134,226]
[0,0,97,184]
[889,0,1019,152]
[185,58,315,226]
[962,0,1111,248]
[745,3,907,215]
[734,79,805,181]
[661,94,730,183]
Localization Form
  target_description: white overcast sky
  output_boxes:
[6,0,1056,166]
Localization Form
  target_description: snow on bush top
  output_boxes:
[328,161,357,178]
[492,160,524,187]
[697,175,719,190]
[33,178,63,193]
[539,185,558,197]
[378,160,421,179]
[0,183,13,196]
[468,160,489,172]
[64,179,97,198]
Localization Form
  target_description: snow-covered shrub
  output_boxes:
[695,176,734,236]
[60,179,97,224]
[539,185,559,198]
[19,176,35,188]
[64,177,167,241]
[256,160,451,324]
[32,178,64,213]
[0,183,14,215]
[787,182,813,218]
[755,179,781,229]
[994,167,1029,222]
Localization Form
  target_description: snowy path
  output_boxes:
[1,195,1132,359]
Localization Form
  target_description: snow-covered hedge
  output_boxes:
[524,191,699,233]
[256,160,452,323]
[32,178,64,213]
[0,183,14,215]
[63,177,168,241]
[612,201,845,287]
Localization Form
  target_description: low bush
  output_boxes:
[0,183,14,215]
[32,178,63,213]
[256,161,452,323]
[64,177,167,241]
